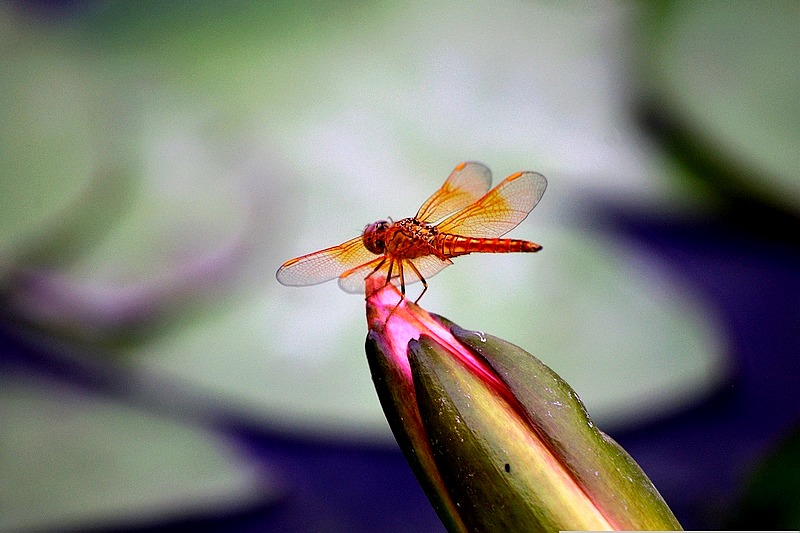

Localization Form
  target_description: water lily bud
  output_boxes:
[365,279,682,532]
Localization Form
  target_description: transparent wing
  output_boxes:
[436,171,547,238]
[276,235,378,287]
[406,254,454,282]
[337,256,386,294]
[415,162,492,223]
[337,251,453,293]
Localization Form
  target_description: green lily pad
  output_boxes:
[0,13,96,272]
[640,1,800,212]
[3,2,726,441]
[9,95,256,339]
[0,373,275,532]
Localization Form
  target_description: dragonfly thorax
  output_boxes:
[363,217,440,259]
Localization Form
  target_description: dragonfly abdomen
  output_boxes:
[435,234,541,257]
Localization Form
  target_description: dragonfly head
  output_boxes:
[363,219,391,254]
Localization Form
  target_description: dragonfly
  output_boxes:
[276,162,547,303]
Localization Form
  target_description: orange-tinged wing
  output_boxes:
[415,162,492,223]
[436,171,547,238]
[276,235,378,287]
[338,251,454,293]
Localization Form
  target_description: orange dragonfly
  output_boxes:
[276,162,547,303]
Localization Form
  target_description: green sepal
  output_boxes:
[365,331,467,533]
[450,323,683,530]
[409,333,612,532]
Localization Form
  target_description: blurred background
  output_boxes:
[1,1,798,531]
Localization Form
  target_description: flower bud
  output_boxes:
[365,279,682,532]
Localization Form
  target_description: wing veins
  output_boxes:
[416,162,492,223]
[276,235,377,287]
[436,171,547,238]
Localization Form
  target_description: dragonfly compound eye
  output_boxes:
[362,220,390,254]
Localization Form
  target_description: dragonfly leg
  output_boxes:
[382,258,406,313]
[385,259,405,320]
[364,257,386,299]
[384,258,394,287]
[397,260,406,298]
[406,260,428,304]
[368,257,386,279]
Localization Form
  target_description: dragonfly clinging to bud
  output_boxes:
[276,162,547,303]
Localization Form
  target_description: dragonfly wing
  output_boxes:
[436,171,547,238]
[415,162,492,223]
[406,254,454,283]
[276,235,378,287]
[337,256,386,293]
